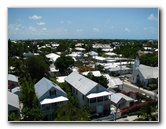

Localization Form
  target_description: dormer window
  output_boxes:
[49,90,56,96]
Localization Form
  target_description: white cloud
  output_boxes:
[29,15,42,20]
[37,22,46,25]
[28,26,36,31]
[93,28,100,32]
[125,28,131,32]
[8,23,26,35]
[42,28,47,31]
[76,29,83,32]
[147,14,157,21]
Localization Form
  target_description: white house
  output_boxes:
[8,91,20,118]
[103,74,123,90]
[45,53,60,63]
[111,93,134,109]
[65,71,111,114]
[35,77,68,120]
[8,74,19,90]
[81,71,102,77]
[131,57,159,87]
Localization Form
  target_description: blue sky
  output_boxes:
[8,8,158,40]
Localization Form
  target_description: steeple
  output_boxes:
[134,56,140,68]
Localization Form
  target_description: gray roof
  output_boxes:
[8,91,19,109]
[65,71,100,95]
[139,64,158,79]
[111,93,122,104]
[8,74,18,82]
[111,93,134,104]
[35,77,66,99]
[103,74,122,87]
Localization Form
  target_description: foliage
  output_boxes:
[54,102,90,121]
[8,112,20,121]
[137,102,157,121]
[139,52,158,67]
[85,72,108,88]
[21,106,45,121]
[20,78,38,107]
[113,42,142,58]
[55,55,74,73]
[56,42,69,53]
[24,55,49,81]
[20,77,45,121]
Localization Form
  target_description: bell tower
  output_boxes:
[134,56,140,69]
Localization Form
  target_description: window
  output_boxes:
[90,98,96,103]
[97,97,103,102]
[49,90,56,96]
[104,96,108,100]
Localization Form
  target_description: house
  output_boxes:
[131,57,159,87]
[65,71,111,114]
[45,53,60,63]
[34,77,68,120]
[103,74,123,91]
[107,66,131,76]
[49,64,59,77]
[8,74,18,90]
[8,91,20,118]
[11,87,22,98]
[111,93,134,109]
[82,71,102,77]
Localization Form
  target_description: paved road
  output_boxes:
[116,115,138,122]
[120,81,158,100]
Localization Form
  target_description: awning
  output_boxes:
[40,96,68,105]
[87,91,112,99]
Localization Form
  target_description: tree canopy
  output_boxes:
[24,55,49,81]
[85,72,109,88]
[55,55,74,74]
[20,78,45,121]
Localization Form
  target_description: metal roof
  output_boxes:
[82,71,101,77]
[8,91,19,109]
[40,96,68,105]
[139,64,158,79]
[8,74,18,82]
[65,71,100,95]
[111,93,134,104]
[103,74,122,88]
[35,77,67,99]
[111,93,122,104]
[87,91,112,99]
[45,53,60,62]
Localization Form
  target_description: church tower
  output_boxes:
[131,56,140,84]
[134,56,140,69]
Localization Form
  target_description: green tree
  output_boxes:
[85,72,109,88]
[55,55,74,74]
[20,78,45,121]
[54,102,90,121]
[8,112,20,121]
[138,103,156,121]
[139,53,158,67]
[25,56,49,80]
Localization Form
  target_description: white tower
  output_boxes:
[134,56,140,69]
[132,56,140,84]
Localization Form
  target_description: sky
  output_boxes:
[8,8,159,40]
